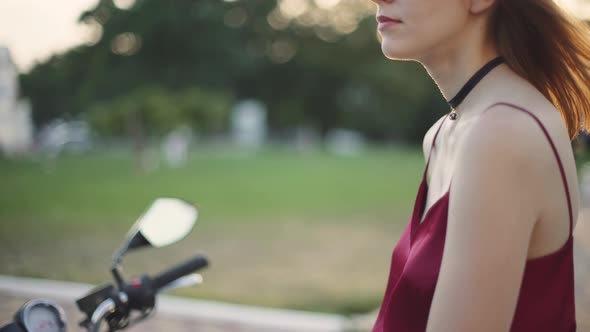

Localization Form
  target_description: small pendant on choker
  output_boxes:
[445,56,505,121]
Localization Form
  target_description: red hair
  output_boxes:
[492,0,590,140]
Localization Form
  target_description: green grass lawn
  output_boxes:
[0,145,425,315]
[0,145,424,221]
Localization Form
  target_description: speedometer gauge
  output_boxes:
[16,299,66,332]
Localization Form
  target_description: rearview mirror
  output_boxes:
[114,198,198,263]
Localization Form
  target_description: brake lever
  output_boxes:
[81,299,117,332]
[158,273,203,293]
[91,299,116,325]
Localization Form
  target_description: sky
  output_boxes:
[1,0,589,74]
[0,0,98,73]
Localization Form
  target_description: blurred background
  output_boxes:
[0,0,590,330]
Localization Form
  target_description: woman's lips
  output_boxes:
[377,15,402,31]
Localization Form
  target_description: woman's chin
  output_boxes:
[380,41,416,61]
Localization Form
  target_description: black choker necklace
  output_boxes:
[447,56,505,120]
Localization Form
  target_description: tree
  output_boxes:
[21,0,445,143]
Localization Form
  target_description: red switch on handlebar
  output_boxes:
[131,277,142,288]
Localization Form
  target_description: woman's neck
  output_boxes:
[423,45,500,108]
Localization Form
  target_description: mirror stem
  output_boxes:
[111,240,132,289]
[111,264,125,289]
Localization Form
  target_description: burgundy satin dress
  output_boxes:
[373,102,577,332]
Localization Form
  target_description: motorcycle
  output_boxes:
[0,197,209,332]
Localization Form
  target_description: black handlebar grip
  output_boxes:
[151,255,208,291]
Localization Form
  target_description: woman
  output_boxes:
[370,0,590,331]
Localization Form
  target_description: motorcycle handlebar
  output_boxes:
[151,255,208,291]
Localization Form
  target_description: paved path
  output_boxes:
[0,276,350,332]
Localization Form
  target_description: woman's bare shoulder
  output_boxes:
[463,99,580,223]
[482,88,573,163]
[485,74,564,133]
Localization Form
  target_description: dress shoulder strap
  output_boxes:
[423,115,448,177]
[484,102,574,236]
